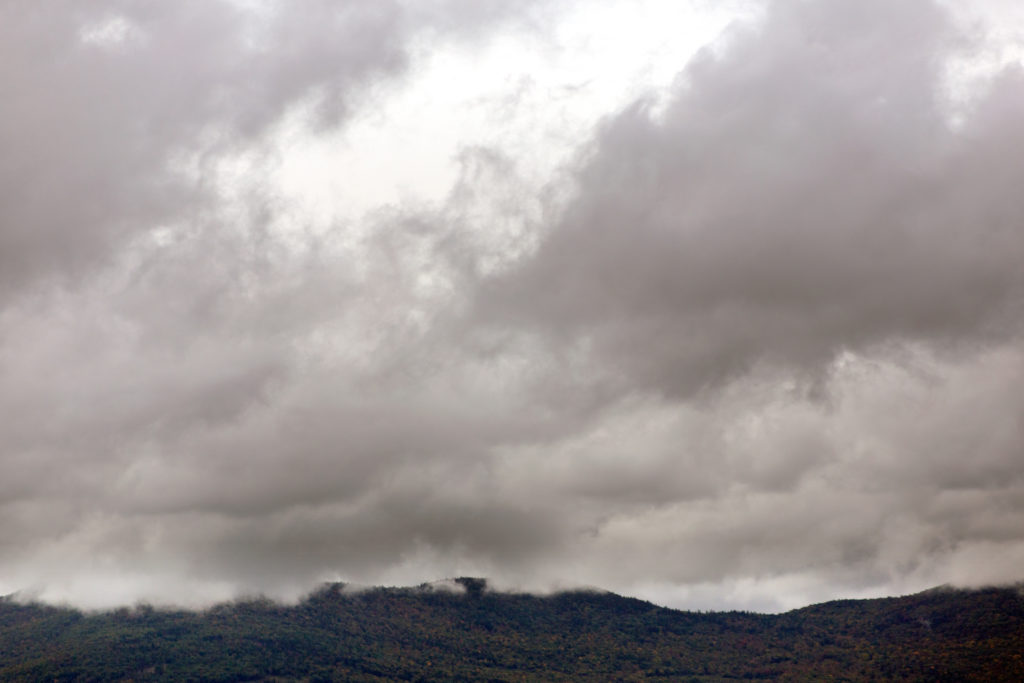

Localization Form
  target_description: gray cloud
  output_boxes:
[2,0,1024,612]
[482,0,1024,398]
[0,0,532,301]
[1,2,381,299]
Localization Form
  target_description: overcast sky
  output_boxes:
[3,0,1024,612]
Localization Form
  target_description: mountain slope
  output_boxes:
[1,580,1022,681]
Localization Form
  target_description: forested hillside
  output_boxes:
[1,580,1022,681]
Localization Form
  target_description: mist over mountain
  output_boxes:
[2,580,1023,681]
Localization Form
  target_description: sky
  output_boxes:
[2,0,1024,613]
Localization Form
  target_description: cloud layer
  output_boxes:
[2,0,1023,611]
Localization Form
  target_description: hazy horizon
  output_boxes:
[3,0,1024,614]
[7,574,1012,617]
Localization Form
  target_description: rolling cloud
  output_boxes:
[2,0,1023,612]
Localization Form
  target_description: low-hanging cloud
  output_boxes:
[2,0,1024,613]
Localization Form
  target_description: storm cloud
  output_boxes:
[2,0,1024,612]
[484,0,1024,396]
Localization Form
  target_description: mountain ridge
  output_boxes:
[2,579,1023,681]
